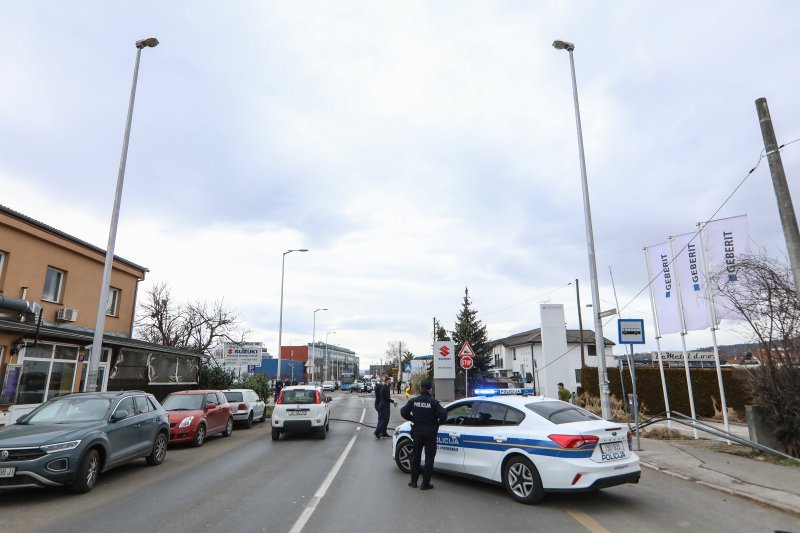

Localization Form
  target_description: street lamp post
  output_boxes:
[87,37,159,392]
[277,248,308,383]
[324,331,336,381]
[311,308,328,383]
[553,39,612,419]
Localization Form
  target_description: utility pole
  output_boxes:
[756,98,800,293]
[574,279,585,367]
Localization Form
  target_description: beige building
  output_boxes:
[0,205,200,426]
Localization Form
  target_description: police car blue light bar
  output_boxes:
[474,387,535,396]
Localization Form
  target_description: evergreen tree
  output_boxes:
[451,287,492,373]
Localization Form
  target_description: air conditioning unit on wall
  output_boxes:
[57,307,78,322]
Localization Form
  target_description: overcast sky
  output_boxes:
[2,2,799,367]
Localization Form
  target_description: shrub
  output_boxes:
[237,373,272,401]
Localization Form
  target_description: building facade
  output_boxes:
[489,327,614,397]
[0,205,201,425]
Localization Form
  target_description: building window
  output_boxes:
[78,347,111,392]
[42,267,65,302]
[106,287,120,316]
[0,250,6,290]
[575,369,581,383]
[587,344,597,356]
[16,342,79,404]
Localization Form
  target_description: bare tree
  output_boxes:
[135,282,250,361]
[708,253,800,456]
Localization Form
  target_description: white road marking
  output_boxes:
[359,407,365,424]
[288,432,358,533]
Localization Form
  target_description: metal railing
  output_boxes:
[638,411,799,463]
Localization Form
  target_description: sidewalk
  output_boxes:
[636,437,800,516]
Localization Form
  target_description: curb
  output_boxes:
[640,462,800,517]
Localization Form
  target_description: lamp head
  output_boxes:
[552,40,575,52]
[136,37,159,49]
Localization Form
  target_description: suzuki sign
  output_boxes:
[433,340,455,379]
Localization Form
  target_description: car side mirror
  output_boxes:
[111,410,129,422]
[206,402,217,410]
[325,397,332,403]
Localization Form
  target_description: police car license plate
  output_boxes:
[600,441,625,456]
[288,409,308,416]
[0,467,15,478]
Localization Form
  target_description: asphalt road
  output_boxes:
[1,392,797,533]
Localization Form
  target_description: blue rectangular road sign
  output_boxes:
[618,319,646,344]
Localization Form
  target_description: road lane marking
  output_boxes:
[359,407,365,424]
[566,509,611,533]
[288,432,358,533]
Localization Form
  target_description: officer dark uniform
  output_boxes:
[400,380,447,490]
[375,377,393,438]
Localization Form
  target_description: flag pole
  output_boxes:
[668,237,699,439]
[643,247,672,427]
[698,222,731,438]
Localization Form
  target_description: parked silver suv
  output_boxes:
[222,389,267,428]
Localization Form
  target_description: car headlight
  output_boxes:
[40,440,81,454]
[179,416,195,428]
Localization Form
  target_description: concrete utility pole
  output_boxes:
[756,98,800,293]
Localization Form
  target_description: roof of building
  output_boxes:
[489,328,615,348]
[0,317,203,359]
[0,204,148,274]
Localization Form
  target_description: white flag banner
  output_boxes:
[645,242,682,335]
[700,215,749,320]
[670,232,714,332]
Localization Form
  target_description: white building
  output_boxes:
[489,305,614,398]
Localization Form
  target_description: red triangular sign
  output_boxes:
[458,342,475,357]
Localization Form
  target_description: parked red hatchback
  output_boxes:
[162,390,234,447]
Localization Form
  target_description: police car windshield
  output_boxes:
[525,401,601,424]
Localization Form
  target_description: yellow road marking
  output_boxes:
[566,509,611,533]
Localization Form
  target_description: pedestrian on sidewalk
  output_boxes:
[400,379,447,490]
[557,382,571,402]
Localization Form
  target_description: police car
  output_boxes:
[392,388,640,504]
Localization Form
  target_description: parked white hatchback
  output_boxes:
[272,385,332,440]
[222,389,267,428]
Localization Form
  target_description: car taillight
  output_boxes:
[548,434,600,449]
[315,390,321,404]
[276,391,284,404]
[238,403,247,411]
[627,430,633,448]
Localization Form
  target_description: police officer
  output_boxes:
[375,376,395,438]
[400,379,446,490]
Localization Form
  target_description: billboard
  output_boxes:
[433,340,455,379]
[223,342,263,366]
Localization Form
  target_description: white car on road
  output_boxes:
[321,381,336,392]
[392,389,640,504]
[272,385,332,440]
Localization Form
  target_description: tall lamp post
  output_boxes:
[87,37,159,392]
[311,308,328,383]
[324,331,336,381]
[553,39,611,419]
[277,248,308,383]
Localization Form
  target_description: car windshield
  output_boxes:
[282,389,318,404]
[525,401,602,424]
[224,392,244,403]
[21,397,112,424]
[162,394,204,411]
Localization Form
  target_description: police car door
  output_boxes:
[435,401,475,473]
[461,400,517,481]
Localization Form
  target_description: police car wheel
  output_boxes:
[395,439,413,473]
[502,456,544,504]
[271,428,281,441]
